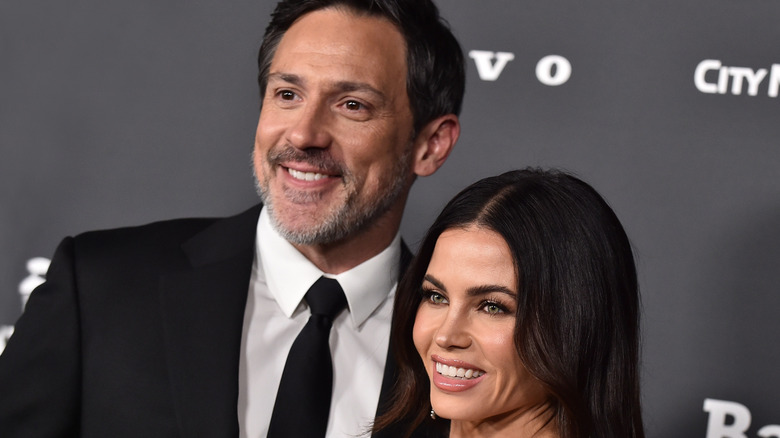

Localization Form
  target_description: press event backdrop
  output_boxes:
[1,1,778,436]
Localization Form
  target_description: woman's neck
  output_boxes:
[448,408,557,438]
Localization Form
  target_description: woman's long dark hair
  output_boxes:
[375,168,644,438]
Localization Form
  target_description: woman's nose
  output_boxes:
[434,309,471,349]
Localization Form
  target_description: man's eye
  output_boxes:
[344,100,363,111]
[279,90,296,100]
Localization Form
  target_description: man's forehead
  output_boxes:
[267,8,407,95]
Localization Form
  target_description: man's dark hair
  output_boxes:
[257,0,465,134]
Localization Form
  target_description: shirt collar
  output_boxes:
[256,207,401,329]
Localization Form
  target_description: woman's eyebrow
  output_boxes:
[424,274,516,299]
[423,274,446,291]
[466,284,517,299]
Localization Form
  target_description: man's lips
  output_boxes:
[281,164,341,183]
[286,167,330,181]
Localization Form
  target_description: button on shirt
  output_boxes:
[237,207,400,437]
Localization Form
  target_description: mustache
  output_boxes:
[267,146,346,175]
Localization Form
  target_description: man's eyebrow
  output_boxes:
[267,73,387,102]
[423,273,517,299]
[267,72,303,86]
[332,81,386,101]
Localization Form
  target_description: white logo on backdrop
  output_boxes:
[469,50,571,85]
[535,55,572,86]
[695,60,780,97]
[0,257,50,354]
[469,50,515,81]
[704,398,780,438]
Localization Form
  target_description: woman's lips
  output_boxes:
[436,361,485,379]
[431,355,486,392]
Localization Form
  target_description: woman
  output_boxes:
[375,168,644,438]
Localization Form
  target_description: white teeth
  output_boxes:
[287,168,328,181]
[435,361,483,379]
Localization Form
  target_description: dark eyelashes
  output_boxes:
[419,286,437,296]
[418,286,513,314]
[419,286,445,303]
[478,299,511,315]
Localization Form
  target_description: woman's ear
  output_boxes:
[411,114,460,177]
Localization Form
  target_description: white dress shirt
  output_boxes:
[237,207,401,437]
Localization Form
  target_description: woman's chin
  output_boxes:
[430,399,483,423]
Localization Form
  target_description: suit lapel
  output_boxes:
[161,207,415,437]
[159,205,261,437]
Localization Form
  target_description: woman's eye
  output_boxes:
[482,302,505,315]
[430,292,446,304]
[421,289,447,305]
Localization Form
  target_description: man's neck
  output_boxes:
[292,207,403,274]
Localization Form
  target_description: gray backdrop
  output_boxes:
[2,1,779,436]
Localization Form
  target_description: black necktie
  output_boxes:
[267,276,347,437]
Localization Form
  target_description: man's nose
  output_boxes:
[434,309,471,350]
[286,101,332,150]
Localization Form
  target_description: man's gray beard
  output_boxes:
[252,146,412,246]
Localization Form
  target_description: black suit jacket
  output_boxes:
[0,204,417,437]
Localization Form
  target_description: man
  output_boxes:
[0,0,464,436]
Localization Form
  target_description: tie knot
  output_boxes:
[304,276,347,320]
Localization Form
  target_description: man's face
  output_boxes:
[253,7,415,246]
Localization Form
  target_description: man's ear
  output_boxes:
[411,114,460,177]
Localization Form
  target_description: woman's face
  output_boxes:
[413,226,548,424]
